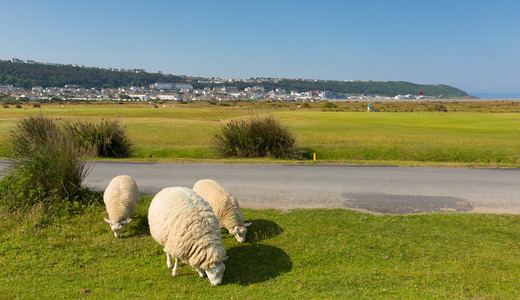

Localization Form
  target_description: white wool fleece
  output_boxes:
[148,187,226,270]
[193,179,245,230]
[104,175,139,222]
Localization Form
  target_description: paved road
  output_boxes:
[1,161,518,214]
[82,162,520,215]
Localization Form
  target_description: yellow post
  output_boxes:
[313,153,316,161]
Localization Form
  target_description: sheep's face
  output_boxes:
[110,223,124,237]
[205,261,226,286]
[230,222,251,243]
[104,218,132,238]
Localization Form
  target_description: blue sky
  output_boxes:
[1,0,519,94]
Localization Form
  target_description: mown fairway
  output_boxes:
[0,101,519,166]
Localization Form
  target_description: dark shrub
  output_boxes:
[15,104,22,109]
[32,103,41,108]
[213,116,303,159]
[321,101,338,109]
[0,115,90,212]
[2,104,8,109]
[427,103,449,112]
[9,115,61,156]
[65,119,134,158]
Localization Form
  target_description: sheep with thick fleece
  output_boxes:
[148,187,227,286]
[193,179,251,243]
[103,175,139,237]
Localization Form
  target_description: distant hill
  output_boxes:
[0,60,470,97]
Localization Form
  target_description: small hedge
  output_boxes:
[213,116,303,159]
[0,115,132,212]
[65,119,134,158]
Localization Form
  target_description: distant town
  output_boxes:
[1,58,434,102]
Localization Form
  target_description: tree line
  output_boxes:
[0,61,469,97]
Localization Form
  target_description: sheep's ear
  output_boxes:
[244,222,252,227]
[121,218,132,224]
[222,256,229,261]
[104,218,113,224]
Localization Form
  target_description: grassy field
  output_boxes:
[1,197,520,298]
[1,101,519,167]
[1,101,520,298]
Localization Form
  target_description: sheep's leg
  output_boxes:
[172,258,178,277]
[196,267,206,278]
[166,253,173,269]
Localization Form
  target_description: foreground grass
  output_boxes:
[0,101,520,166]
[1,197,520,298]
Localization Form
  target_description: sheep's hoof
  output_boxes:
[197,270,206,278]
[172,270,178,277]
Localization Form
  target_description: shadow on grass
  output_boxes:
[224,244,292,286]
[246,219,284,243]
[124,210,150,238]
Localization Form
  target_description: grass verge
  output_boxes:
[1,197,519,298]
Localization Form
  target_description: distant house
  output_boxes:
[157,94,180,101]
[394,94,416,100]
[0,84,15,91]
[320,91,339,100]
[212,86,238,94]
[150,83,193,90]
[174,83,193,90]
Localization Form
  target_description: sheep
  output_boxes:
[148,187,228,286]
[103,175,139,237]
[193,179,251,243]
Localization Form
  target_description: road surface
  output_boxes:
[1,160,518,214]
[80,162,520,215]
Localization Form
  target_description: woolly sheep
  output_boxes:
[103,175,139,237]
[148,187,228,286]
[193,179,251,243]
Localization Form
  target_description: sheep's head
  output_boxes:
[205,257,227,286]
[103,218,132,237]
[230,222,251,243]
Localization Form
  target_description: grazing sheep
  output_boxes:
[193,179,251,243]
[148,187,228,286]
[103,175,139,237]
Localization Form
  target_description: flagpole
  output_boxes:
[418,91,423,116]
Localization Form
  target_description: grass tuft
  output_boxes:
[213,116,303,159]
[65,118,134,158]
[0,115,94,213]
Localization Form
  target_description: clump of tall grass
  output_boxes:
[321,101,338,109]
[7,115,61,155]
[426,103,449,112]
[0,115,91,212]
[65,119,134,158]
[213,116,303,159]
[0,115,132,212]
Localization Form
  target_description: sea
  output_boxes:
[470,92,520,100]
